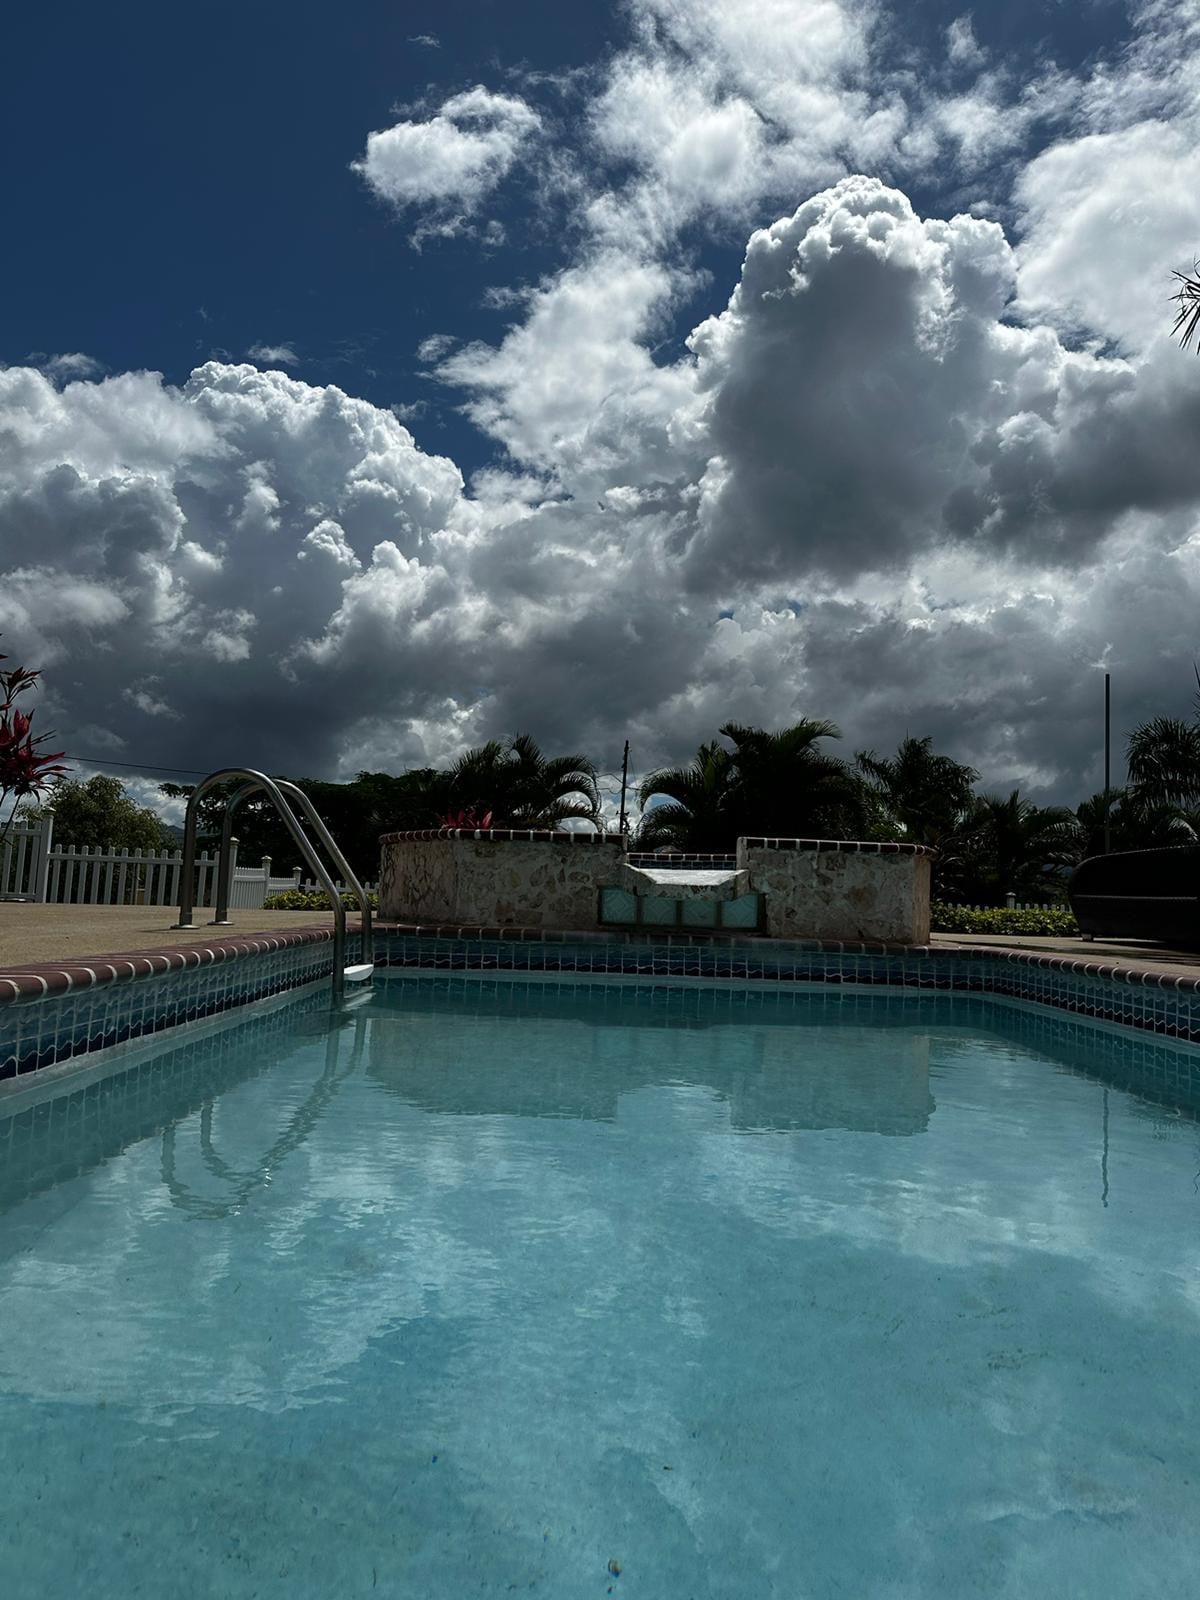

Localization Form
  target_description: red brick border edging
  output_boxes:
[0,925,336,1005]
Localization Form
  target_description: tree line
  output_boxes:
[638,708,1200,903]
[20,736,601,883]
[17,701,1200,904]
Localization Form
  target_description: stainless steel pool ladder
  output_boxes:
[172,767,374,1000]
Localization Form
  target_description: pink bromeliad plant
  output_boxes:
[0,640,70,853]
[438,807,494,831]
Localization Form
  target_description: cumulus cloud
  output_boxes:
[5,168,1200,804]
[1011,0,1200,353]
[684,180,1017,585]
[678,178,1200,591]
[124,679,181,719]
[578,0,1065,257]
[946,16,985,69]
[635,0,875,133]
[589,58,770,243]
[354,86,541,235]
[436,252,696,482]
[7,2,1200,807]
[1015,120,1200,353]
[0,362,476,774]
[247,342,299,366]
[24,352,106,383]
[416,333,456,363]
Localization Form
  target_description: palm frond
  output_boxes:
[1128,716,1200,805]
[1172,262,1200,353]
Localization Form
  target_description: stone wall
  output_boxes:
[736,839,932,943]
[380,830,933,942]
[379,831,624,930]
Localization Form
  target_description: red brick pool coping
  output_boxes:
[0,925,338,1003]
[4,920,1200,1005]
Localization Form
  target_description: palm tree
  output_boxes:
[636,742,735,851]
[637,719,868,849]
[1075,787,1200,858]
[957,790,1082,905]
[1172,262,1200,352]
[448,733,600,828]
[857,735,978,846]
[1126,715,1200,808]
[718,719,868,839]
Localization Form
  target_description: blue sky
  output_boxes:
[2,0,1200,810]
[4,1,619,477]
[1,0,1128,472]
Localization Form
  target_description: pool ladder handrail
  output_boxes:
[172,767,374,1000]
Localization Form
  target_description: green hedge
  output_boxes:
[263,889,379,912]
[931,902,1078,936]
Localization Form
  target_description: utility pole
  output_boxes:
[1103,671,1111,854]
[618,740,630,839]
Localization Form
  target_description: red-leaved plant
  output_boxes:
[1,640,69,854]
[439,808,494,831]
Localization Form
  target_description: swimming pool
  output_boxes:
[2,976,1199,1597]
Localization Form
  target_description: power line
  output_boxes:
[64,754,212,777]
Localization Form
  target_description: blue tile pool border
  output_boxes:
[5,919,1200,1084]
[372,927,1200,1045]
[0,928,354,1082]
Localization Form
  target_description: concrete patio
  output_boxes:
[935,932,1200,978]
[0,904,335,968]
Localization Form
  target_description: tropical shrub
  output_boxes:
[263,889,378,912]
[931,903,1079,936]
[1,640,68,850]
[439,807,493,829]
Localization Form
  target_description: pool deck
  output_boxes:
[0,904,336,969]
[3,903,1200,981]
[934,932,1200,978]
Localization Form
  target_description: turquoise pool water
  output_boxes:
[2,978,1199,1598]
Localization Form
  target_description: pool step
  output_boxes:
[343,963,375,983]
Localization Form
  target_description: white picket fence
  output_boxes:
[232,862,304,908]
[0,812,302,909]
[299,878,377,899]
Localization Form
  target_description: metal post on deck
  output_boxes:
[209,792,243,927]
[174,796,200,928]
[1103,671,1112,855]
[208,836,239,926]
[618,740,630,839]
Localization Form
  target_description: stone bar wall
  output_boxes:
[379,830,625,931]
[736,838,932,943]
